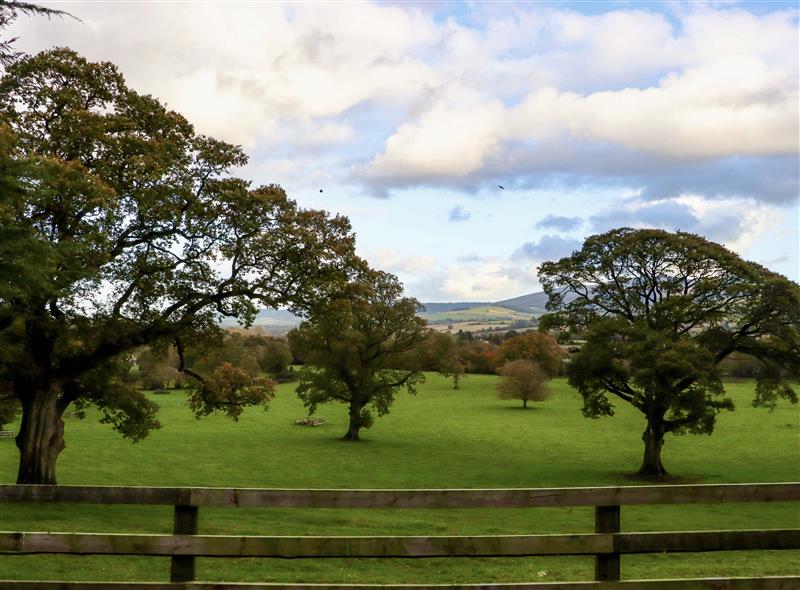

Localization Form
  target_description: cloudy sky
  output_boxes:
[12,1,799,302]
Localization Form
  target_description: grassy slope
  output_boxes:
[420,306,535,324]
[1,375,798,583]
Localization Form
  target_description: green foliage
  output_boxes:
[539,228,799,474]
[0,48,356,482]
[289,266,427,439]
[248,334,293,376]
[192,333,263,379]
[188,362,274,421]
[78,362,160,441]
[135,346,189,390]
[413,331,467,389]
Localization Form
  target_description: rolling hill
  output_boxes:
[220,290,560,334]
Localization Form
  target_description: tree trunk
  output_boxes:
[522,398,529,409]
[16,388,65,484]
[638,422,667,476]
[342,403,362,441]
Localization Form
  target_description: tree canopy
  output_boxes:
[0,48,356,483]
[497,330,563,378]
[496,359,551,409]
[288,266,427,441]
[539,227,799,475]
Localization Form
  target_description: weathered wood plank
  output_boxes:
[0,532,611,557]
[1,529,797,558]
[0,576,798,589]
[616,529,800,553]
[1,483,797,508]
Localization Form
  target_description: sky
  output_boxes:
[10,1,800,302]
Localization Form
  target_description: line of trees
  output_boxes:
[1,7,797,482]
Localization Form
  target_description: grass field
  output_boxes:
[1,375,798,583]
[419,305,535,324]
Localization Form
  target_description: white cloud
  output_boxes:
[8,2,798,295]
[359,85,506,181]
[13,2,439,147]
[14,3,798,172]
[361,54,796,184]
[438,259,530,302]
[365,249,535,302]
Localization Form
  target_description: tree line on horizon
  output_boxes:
[0,6,797,484]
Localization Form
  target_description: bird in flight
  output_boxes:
[319,189,323,193]
[497,185,505,190]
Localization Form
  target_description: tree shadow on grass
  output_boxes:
[479,404,554,413]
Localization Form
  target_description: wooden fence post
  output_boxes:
[595,505,620,581]
[170,504,198,582]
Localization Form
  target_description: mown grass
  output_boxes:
[1,374,798,583]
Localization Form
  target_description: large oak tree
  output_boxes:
[0,49,356,483]
[288,266,427,441]
[539,228,799,475]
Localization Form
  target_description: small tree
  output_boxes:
[539,228,799,476]
[414,331,466,389]
[439,349,467,390]
[496,360,551,408]
[251,336,293,377]
[288,266,426,441]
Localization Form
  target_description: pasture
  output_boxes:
[1,374,798,583]
[421,305,536,333]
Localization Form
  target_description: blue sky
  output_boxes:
[13,1,799,301]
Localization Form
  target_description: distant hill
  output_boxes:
[420,302,490,313]
[218,290,566,335]
[494,291,550,314]
[421,291,555,316]
[219,309,302,335]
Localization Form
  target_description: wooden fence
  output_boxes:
[1,482,799,589]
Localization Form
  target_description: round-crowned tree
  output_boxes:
[496,359,551,409]
[539,228,799,476]
[288,265,427,441]
[0,49,356,483]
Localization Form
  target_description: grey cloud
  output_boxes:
[514,234,583,262]
[759,255,791,266]
[535,214,583,232]
[355,139,799,207]
[589,198,747,244]
[448,205,471,222]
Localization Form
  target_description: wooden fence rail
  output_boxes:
[1,482,798,589]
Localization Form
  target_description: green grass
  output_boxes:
[1,375,798,583]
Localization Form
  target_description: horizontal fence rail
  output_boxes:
[2,529,799,557]
[1,482,798,588]
[0,579,800,590]
[1,578,800,590]
[1,482,798,508]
